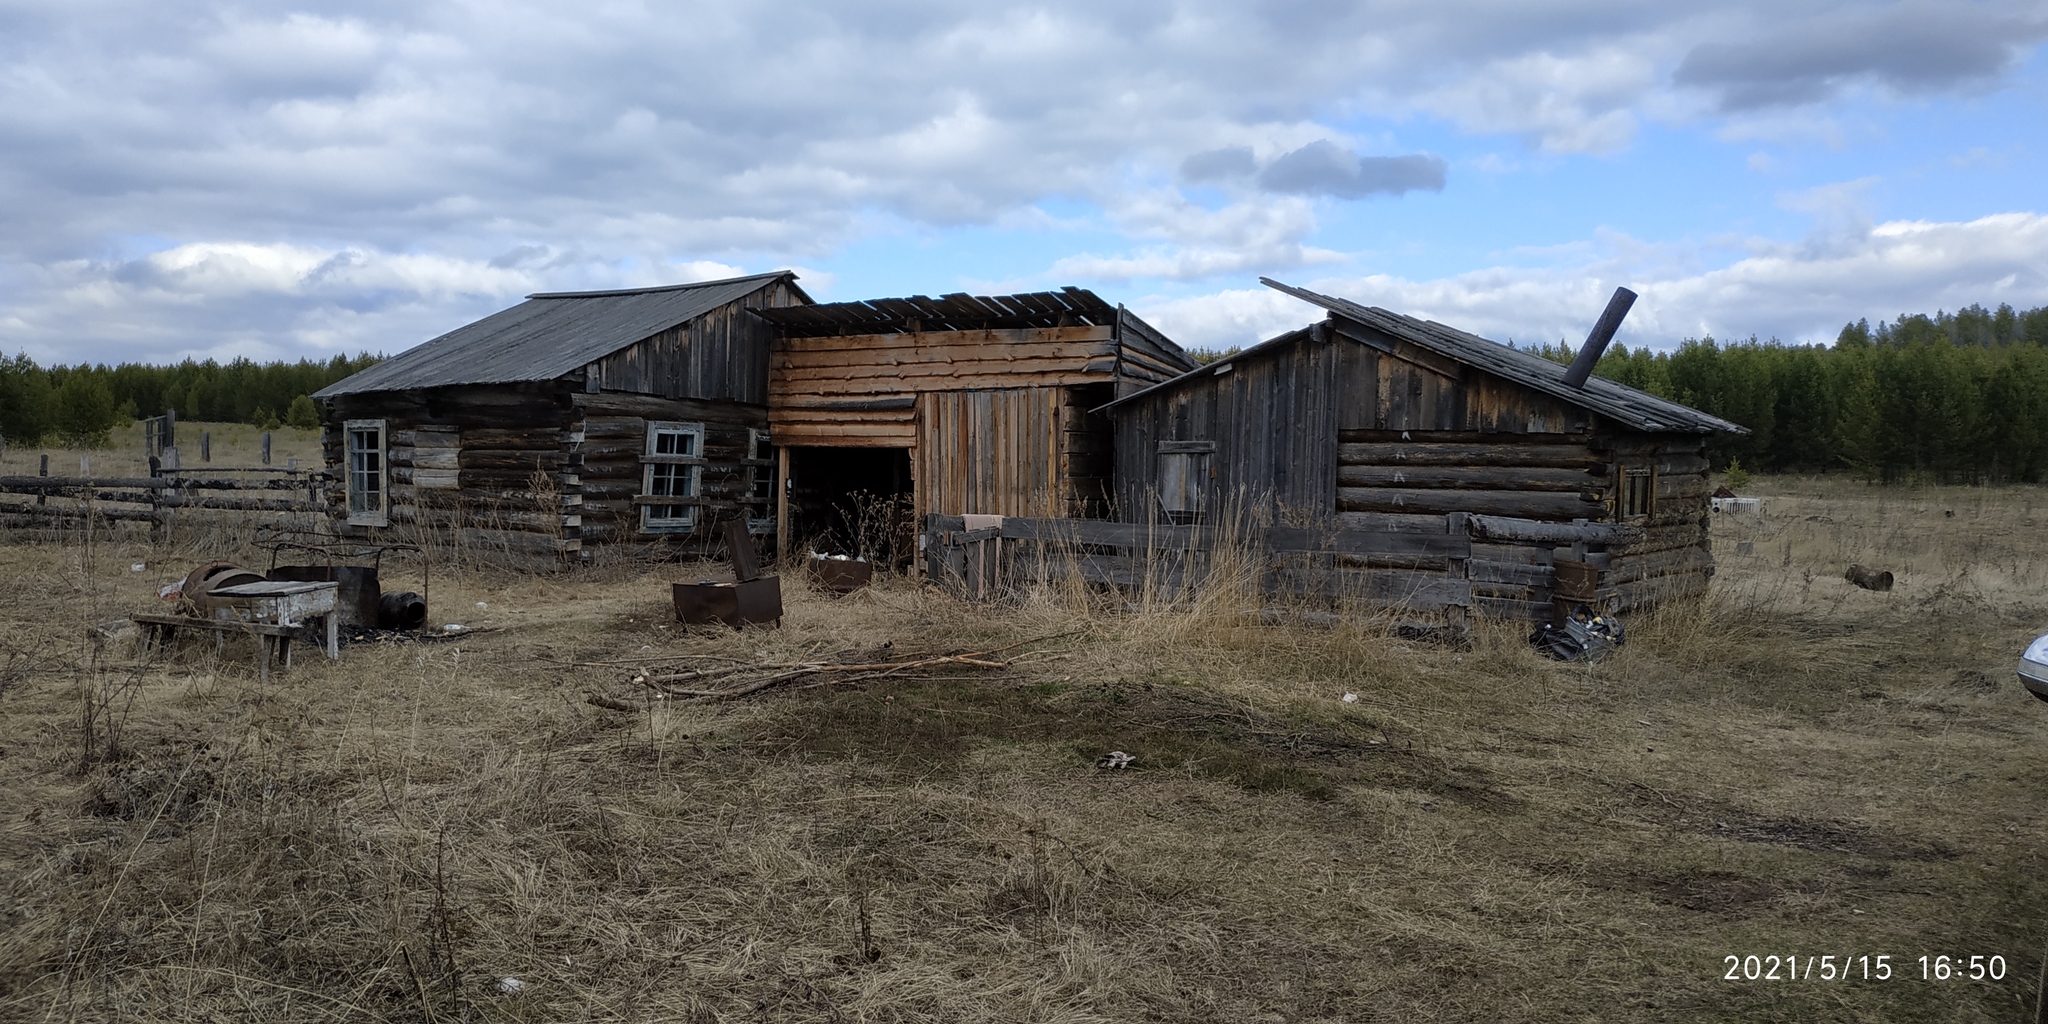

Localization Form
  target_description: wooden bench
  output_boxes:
[134,579,340,682]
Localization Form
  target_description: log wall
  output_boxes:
[323,384,772,558]
[1108,325,1719,609]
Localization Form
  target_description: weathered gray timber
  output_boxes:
[1095,279,1745,619]
[924,510,1711,621]
[314,273,808,560]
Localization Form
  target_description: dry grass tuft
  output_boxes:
[2,465,2046,1021]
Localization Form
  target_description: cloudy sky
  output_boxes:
[2,0,2045,365]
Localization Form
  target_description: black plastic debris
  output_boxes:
[1530,605,1625,662]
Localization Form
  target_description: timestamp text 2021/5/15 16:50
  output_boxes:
[1723,955,2008,981]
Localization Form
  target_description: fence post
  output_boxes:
[201,432,210,463]
[162,446,180,544]
[80,456,89,476]
[165,408,176,449]
[261,432,272,465]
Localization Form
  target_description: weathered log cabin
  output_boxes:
[312,272,810,558]
[1101,279,1747,620]
[750,290,1196,540]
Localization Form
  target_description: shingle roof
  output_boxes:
[1098,279,1747,435]
[315,272,802,397]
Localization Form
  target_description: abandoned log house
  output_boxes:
[312,272,810,557]
[1099,279,1747,620]
[750,290,1196,542]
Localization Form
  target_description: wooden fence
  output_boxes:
[922,512,1671,621]
[0,467,328,532]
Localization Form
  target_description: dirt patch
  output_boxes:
[751,676,1522,810]
[1621,869,1798,914]
[1703,809,1956,861]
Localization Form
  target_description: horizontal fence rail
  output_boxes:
[923,511,1698,621]
[0,468,330,530]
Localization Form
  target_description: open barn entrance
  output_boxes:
[786,446,915,567]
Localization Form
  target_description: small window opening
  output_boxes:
[641,421,704,533]
[345,419,387,526]
[1621,466,1655,519]
[1157,448,1209,526]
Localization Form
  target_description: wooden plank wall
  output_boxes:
[924,514,1475,612]
[914,387,1064,520]
[1112,333,1340,523]
[769,324,1117,446]
[589,278,803,405]
[1333,321,1594,434]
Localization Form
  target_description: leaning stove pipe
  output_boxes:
[1562,286,1639,389]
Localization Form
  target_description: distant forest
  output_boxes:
[5,299,2048,482]
[1536,302,2048,484]
[0,353,380,448]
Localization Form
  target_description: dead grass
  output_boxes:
[1,469,2045,1022]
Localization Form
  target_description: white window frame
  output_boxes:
[640,421,704,533]
[743,428,776,533]
[344,418,388,527]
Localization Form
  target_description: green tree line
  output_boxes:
[1537,302,2048,483]
[0,353,379,448]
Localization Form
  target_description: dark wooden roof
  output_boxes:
[755,286,1125,337]
[315,272,803,397]
[1098,279,1747,435]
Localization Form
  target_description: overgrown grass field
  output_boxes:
[2,451,2044,1021]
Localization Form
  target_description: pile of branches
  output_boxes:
[582,635,1063,711]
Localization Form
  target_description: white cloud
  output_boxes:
[1,241,760,365]
[1401,47,1656,154]
[1135,212,2048,353]
[0,1,2042,362]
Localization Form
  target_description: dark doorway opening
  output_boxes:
[787,446,915,567]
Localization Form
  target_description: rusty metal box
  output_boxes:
[672,576,783,628]
[809,555,874,595]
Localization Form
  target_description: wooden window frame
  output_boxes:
[640,421,704,533]
[1157,440,1213,526]
[344,418,388,527]
[1619,463,1655,520]
[743,428,776,534]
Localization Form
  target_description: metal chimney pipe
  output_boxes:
[1562,286,1637,389]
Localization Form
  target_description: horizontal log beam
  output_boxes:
[0,475,315,491]
[1337,443,1598,469]
[1336,465,1597,491]
[1466,515,1643,545]
[1339,487,1602,520]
